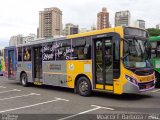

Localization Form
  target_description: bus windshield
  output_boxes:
[123,38,152,68]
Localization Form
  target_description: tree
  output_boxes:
[147,28,160,36]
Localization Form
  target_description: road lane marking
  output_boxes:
[151,89,160,92]
[58,105,114,120]
[91,105,114,110]
[0,93,40,101]
[0,89,21,94]
[0,86,6,88]
[0,97,69,113]
[54,97,69,101]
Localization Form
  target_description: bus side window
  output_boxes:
[56,39,71,60]
[23,46,31,61]
[157,42,160,57]
[72,37,91,60]
[18,47,22,61]
[151,42,158,58]
[43,42,55,61]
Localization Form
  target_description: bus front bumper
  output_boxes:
[123,80,155,93]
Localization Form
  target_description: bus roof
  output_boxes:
[67,26,123,39]
[67,26,148,39]
[149,36,160,42]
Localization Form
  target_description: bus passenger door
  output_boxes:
[8,48,17,80]
[33,47,42,82]
[94,38,113,91]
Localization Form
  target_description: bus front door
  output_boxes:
[33,47,42,83]
[94,39,113,91]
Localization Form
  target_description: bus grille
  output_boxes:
[138,81,154,90]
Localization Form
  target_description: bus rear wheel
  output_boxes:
[20,73,29,87]
[76,77,92,97]
[155,72,160,88]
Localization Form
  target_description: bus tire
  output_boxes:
[155,72,160,88]
[76,77,92,97]
[20,73,29,87]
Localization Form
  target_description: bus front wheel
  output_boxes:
[20,73,29,87]
[76,77,92,97]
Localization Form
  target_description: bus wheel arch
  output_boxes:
[20,71,29,87]
[75,74,92,96]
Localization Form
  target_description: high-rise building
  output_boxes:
[97,7,109,30]
[135,20,145,29]
[63,23,79,36]
[38,7,62,38]
[156,24,160,29]
[23,34,37,44]
[9,35,23,46]
[115,11,131,27]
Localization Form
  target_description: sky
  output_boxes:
[0,0,160,48]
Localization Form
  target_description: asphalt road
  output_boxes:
[0,76,160,120]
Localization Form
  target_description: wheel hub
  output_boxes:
[80,81,88,92]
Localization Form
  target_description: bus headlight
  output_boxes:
[125,75,138,85]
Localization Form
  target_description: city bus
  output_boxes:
[4,26,155,96]
[149,36,160,87]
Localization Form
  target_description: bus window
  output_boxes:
[151,41,160,58]
[72,37,91,60]
[43,42,56,61]
[23,46,31,61]
[56,40,71,60]
[157,42,160,57]
[18,47,22,61]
